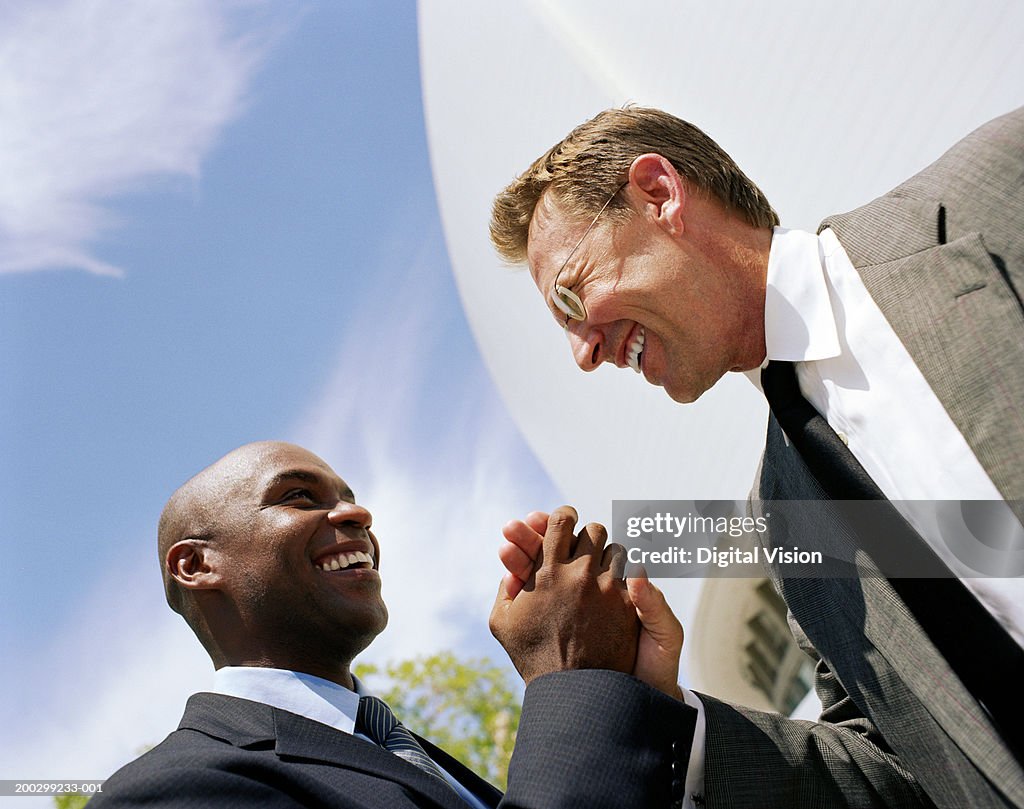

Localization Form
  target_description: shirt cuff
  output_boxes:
[679,686,707,808]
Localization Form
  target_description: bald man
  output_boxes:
[91,441,695,809]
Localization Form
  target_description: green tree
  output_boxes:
[355,652,521,790]
[53,795,90,809]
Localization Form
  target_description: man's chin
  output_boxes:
[342,607,389,659]
[660,366,724,404]
[663,379,705,405]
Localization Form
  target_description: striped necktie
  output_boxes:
[356,696,454,787]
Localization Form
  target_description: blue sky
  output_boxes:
[1,0,557,787]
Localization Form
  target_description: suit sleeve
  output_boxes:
[500,669,697,809]
[696,632,935,809]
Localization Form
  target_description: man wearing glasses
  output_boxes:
[490,106,1024,807]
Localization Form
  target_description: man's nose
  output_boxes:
[327,501,373,530]
[565,323,603,372]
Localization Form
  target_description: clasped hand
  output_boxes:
[489,506,684,699]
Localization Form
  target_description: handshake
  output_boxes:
[490,505,685,701]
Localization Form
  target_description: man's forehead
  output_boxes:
[205,442,346,495]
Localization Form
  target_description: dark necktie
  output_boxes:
[356,696,455,788]
[760,359,1023,762]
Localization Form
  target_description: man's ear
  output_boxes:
[167,539,224,591]
[628,153,687,236]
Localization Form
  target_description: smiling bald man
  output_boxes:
[91,441,695,809]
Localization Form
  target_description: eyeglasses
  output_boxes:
[551,182,628,323]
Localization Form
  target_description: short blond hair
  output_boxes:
[490,106,779,262]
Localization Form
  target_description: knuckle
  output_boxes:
[567,556,594,578]
[534,566,558,588]
[488,606,506,638]
[549,508,577,529]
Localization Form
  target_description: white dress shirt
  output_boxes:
[681,226,1024,808]
[754,227,1023,637]
[208,666,488,809]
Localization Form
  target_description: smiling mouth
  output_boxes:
[314,550,375,572]
[626,326,645,374]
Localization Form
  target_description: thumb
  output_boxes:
[499,570,524,601]
[493,571,523,613]
[489,572,519,641]
[627,574,684,650]
[627,573,684,699]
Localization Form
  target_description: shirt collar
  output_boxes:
[762,226,842,363]
[209,666,364,734]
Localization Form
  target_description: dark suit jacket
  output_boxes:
[700,107,1024,808]
[91,669,696,809]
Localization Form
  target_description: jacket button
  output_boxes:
[671,779,686,800]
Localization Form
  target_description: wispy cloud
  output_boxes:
[0,0,285,276]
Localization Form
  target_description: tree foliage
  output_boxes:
[53,796,90,809]
[355,652,521,790]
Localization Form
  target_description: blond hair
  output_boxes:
[490,106,779,262]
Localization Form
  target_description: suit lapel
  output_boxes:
[272,709,472,808]
[822,200,1024,517]
[415,733,502,808]
[179,693,479,809]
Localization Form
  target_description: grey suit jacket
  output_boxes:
[700,107,1024,808]
[91,669,696,809]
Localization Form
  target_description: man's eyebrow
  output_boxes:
[266,470,319,487]
[264,470,355,500]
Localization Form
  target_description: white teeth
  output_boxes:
[626,326,645,374]
[318,549,375,571]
